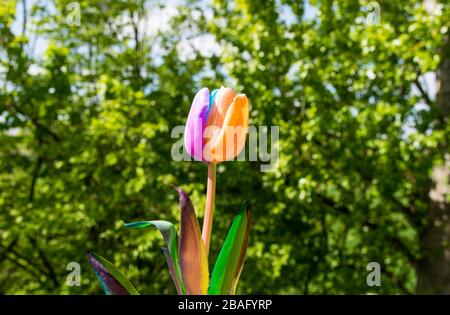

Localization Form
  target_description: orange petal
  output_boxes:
[206,87,236,131]
[209,94,249,163]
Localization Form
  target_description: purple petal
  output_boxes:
[184,88,210,161]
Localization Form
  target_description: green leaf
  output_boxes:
[87,251,139,295]
[124,220,186,295]
[208,200,253,295]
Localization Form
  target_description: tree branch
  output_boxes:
[29,155,43,202]
[0,240,49,288]
[0,237,19,263]
[27,236,59,288]
[22,0,27,37]
[5,100,60,142]
[414,76,434,108]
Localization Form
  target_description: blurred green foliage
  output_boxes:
[0,0,449,294]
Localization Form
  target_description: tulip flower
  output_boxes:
[184,86,249,255]
[184,86,249,163]
[88,87,253,296]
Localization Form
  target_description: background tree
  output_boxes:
[0,0,448,294]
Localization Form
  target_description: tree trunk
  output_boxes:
[417,31,450,294]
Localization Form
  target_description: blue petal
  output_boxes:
[207,89,218,119]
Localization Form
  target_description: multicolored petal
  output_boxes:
[208,94,249,163]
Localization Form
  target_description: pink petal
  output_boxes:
[184,88,210,161]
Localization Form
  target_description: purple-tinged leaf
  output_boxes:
[87,251,139,295]
[173,185,209,295]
